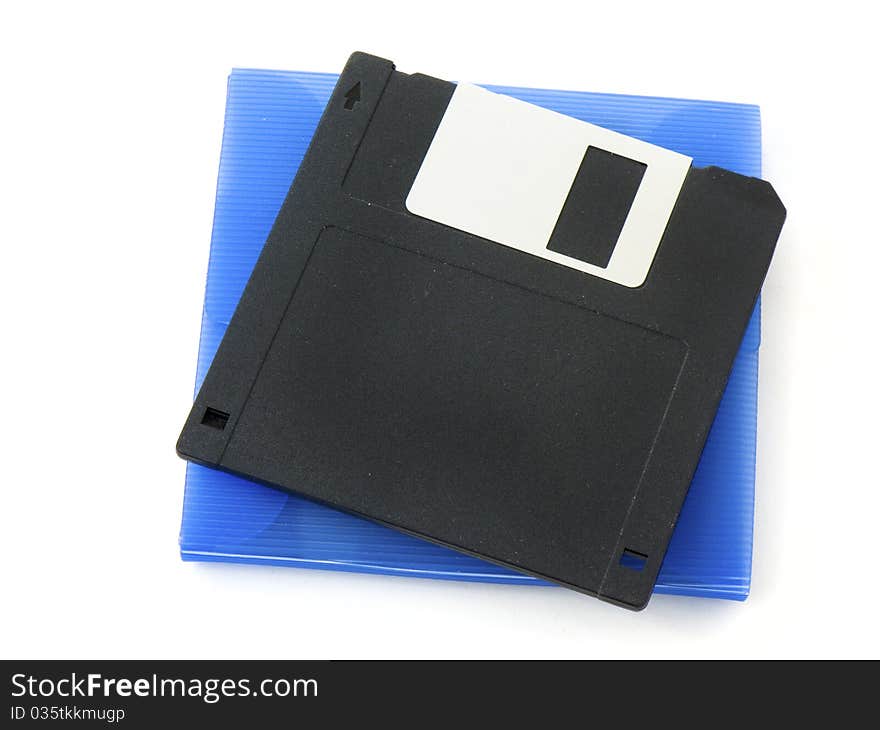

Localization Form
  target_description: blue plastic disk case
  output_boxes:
[180,68,763,600]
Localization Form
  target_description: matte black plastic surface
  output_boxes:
[177,52,785,609]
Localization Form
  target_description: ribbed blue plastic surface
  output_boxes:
[180,69,763,599]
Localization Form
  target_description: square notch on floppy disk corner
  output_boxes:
[406,83,692,287]
[201,407,229,430]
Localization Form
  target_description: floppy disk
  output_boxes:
[177,52,785,609]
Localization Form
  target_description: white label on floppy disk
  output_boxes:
[405,83,692,287]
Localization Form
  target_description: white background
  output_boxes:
[1,1,877,659]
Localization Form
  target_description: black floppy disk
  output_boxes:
[177,52,785,609]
